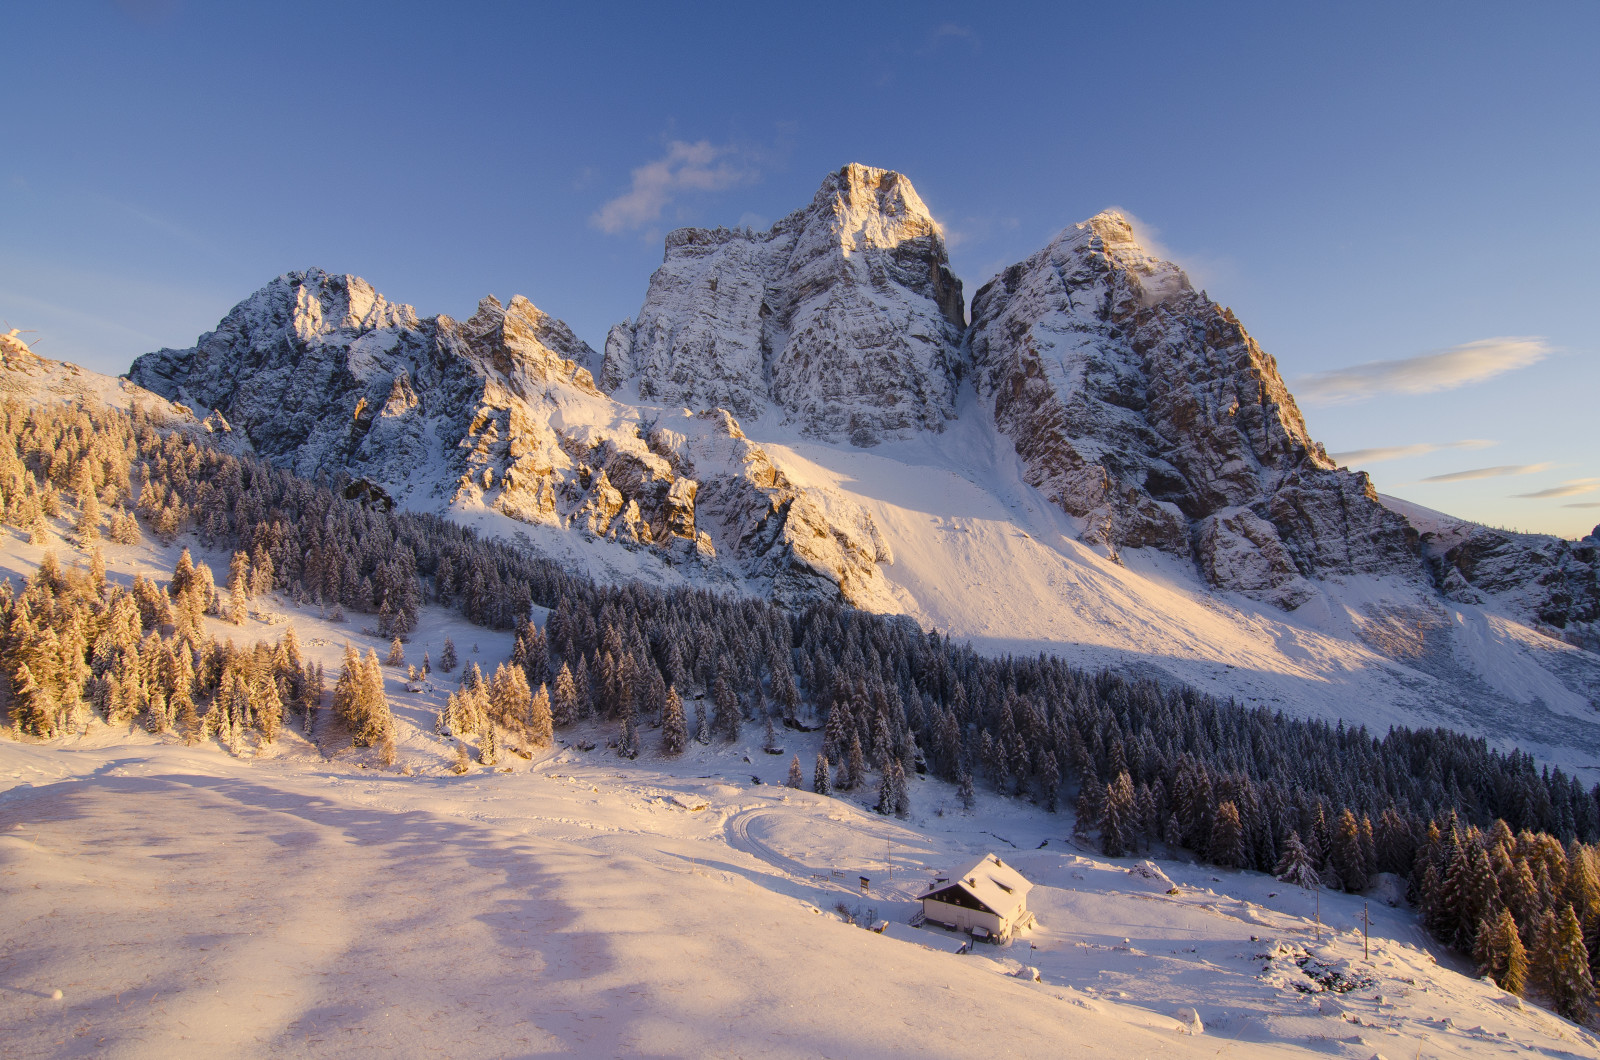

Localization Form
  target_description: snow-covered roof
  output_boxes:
[918,854,1033,918]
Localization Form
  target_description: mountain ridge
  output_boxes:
[102,163,1599,757]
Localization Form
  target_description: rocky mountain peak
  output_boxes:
[804,162,944,259]
[284,268,419,340]
[971,214,1414,607]
[458,293,599,399]
[603,164,965,443]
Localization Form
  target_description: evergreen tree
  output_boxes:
[842,733,866,791]
[552,661,580,726]
[618,702,639,759]
[695,698,710,745]
[713,668,739,742]
[661,685,687,754]
[439,636,458,673]
[386,637,405,666]
[10,662,56,738]
[786,755,804,789]
[814,752,832,796]
[1474,907,1528,996]
[1274,831,1322,891]
[527,683,553,747]
[1534,904,1595,1022]
[1209,800,1246,869]
[481,724,497,766]
[1101,772,1136,857]
[1333,809,1370,892]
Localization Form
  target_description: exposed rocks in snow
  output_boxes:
[1399,508,1600,651]
[969,211,1421,607]
[603,163,965,445]
[129,269,895,609]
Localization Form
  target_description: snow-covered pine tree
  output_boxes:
[481,724,497,766]
[1474,907,1528,996]
[786,755,804,788]
[1209,800,1245,869]
[814,752,832,796]
[439,637,458,673]
[842,733,865,791]
[1332,809,1371,892]
[1039,750,1060,812]
[552,662,580,727]
[1101,772,1136,857]
[1274,831,1322,890]
[694,698,710,745]
[958,762,975,811]
[255,674,282,743]
[386,637,405,666]
[713,666,739,742]
[890,758,910,818]
[619,703,639,759]
[528,683,553,748]
[661,685,687,754]
[1533,903,1595,1021]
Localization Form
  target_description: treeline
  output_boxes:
[2,396,1598,1019]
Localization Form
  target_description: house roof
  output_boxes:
[916,854,1032,917]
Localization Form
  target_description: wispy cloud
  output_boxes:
[1515,478,1600,500]
[1295,337,1552,405]
[1420,463,1554,483]
[1564,502,1600,509]
[592,140,758,234]
[1329,439,1495,466]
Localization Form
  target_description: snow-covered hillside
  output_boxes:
[4,615,1595,1059]
[3,412,1597,1057]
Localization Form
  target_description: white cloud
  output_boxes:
[1514,478,1600,500]
[1295,337,1552,405]
[1419,462,1554,483]
[1328,439,1495,466]
[592,141,758,234]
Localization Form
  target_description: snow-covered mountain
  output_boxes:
[602,163,966,445]
[111,165,1600,767]
[969,211,1420,610]
[128,270,895,608]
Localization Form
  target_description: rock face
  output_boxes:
[969,212,1420,607]
[1407,513,1600,651]
[130,269,894,608]
[602,163,965,446]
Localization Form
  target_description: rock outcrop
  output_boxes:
[130,270,894,608]
[969,212,1420,607]
[603,163,965,446]
[1401,509,1600,651]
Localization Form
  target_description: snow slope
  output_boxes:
[5,713,1596,1057]
[737,393,1600,778]
[3,534,1597,1058]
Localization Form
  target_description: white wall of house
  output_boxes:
[920,898,1005,937]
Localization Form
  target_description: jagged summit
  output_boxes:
[128,269,899,610]
[970,212,1412,607]
[603,164,965,444]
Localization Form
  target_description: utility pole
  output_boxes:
[1315,887,1322,942]
[1362,901,1371,960]
[886,840,893,886]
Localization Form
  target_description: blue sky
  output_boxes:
[5,1,1596,537]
